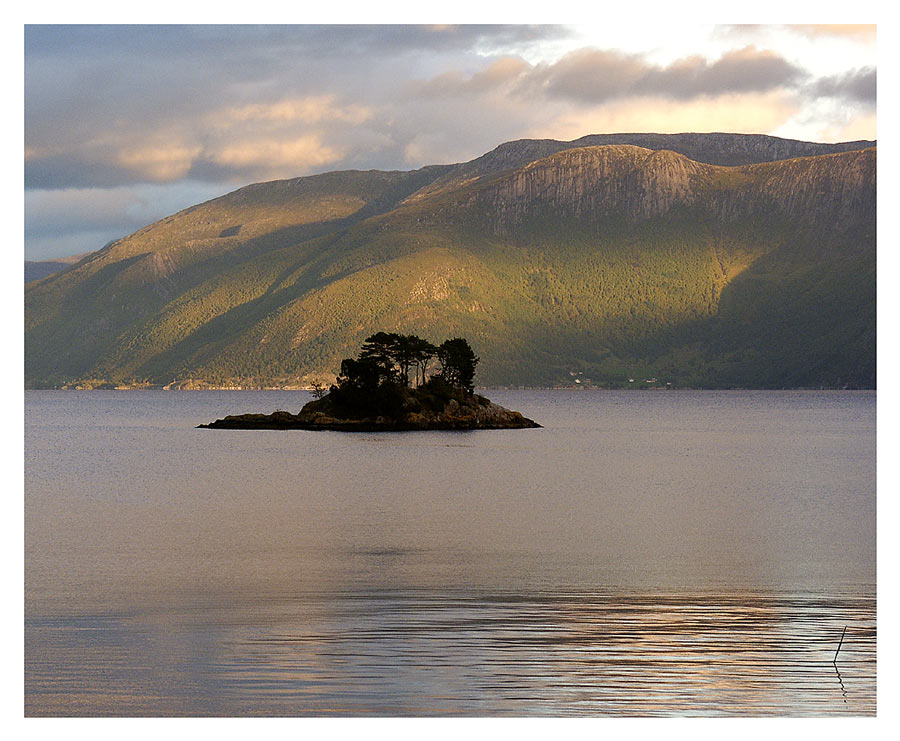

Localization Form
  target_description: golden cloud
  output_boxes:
[116,143,201,181]
[472,57,531,87]
[104,98,365,182]
[213,134,343,174]
[212,95,373,128]
[412,57,532,98]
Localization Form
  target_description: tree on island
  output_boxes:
[358,331,438,387]
[328,332,479,415]
[202,330,539,429]
[331,355,403,418]
[436,338,479,394]
[410,335,439,387]
[358,332,402,382]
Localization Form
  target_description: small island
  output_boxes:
[199,333,540,431]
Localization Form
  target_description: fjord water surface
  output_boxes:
[24,390,876,715]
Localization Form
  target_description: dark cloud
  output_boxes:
[810,67,876,104]
[649,47,806,97]
[529,49,647,101]
[25,24,565,68]
[25,153,148,191]
[25,25,571,191]
[21,26,847,193]
[538,46,807,102]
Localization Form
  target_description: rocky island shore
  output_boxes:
[198,385,540,431]
[198,332,540,431]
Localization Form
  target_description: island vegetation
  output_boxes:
[199,333,540,431]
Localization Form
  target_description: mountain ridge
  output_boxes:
[403,132,875,203]
[25,133,876,389]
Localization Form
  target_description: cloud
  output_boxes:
[211,96,373,127]
[535,46,806,103]
[652,47,806,98]
[413,45,807,107]
[810,67,876,105]
[25,91,377,188]
[24,24,567,74]
[411,57,531,98]
[530,49,647,102]
[24,26,866,192]
[717,24,876,43]
[24,25,573,190]
[27,26,548,189]
[213,135,343,174]
[789,25,876,41]
[117,142,202,182]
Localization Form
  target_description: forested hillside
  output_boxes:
[25,133,875,389]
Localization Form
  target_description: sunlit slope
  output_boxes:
[25,166,449,384]
[25,141,875,388]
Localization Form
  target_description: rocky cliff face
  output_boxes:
[476,146,708,229]
[571,132,874,165]
[405,132,875,203]
[433,144,876,237]
[745,148,876,230]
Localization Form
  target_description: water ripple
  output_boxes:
[26,589,873,716]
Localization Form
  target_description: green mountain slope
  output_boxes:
[25,134,875,389]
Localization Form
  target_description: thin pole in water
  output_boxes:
[834,625,848,664]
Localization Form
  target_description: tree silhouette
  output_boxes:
[335,357,387,392]
[409,336,437,386]
[358,332,439,387]
[330,356,402,417]
[330,332,477,412]
[437,338,479,393]
[359,332,402,381]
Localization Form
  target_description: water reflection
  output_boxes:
[834,663,848,705]
[26,588,875,716]
[25,390,876,716]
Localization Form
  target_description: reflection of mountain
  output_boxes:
[25,133,875,389]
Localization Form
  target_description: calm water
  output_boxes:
[24,390,876,716]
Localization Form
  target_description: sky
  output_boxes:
[23,21,877,261]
